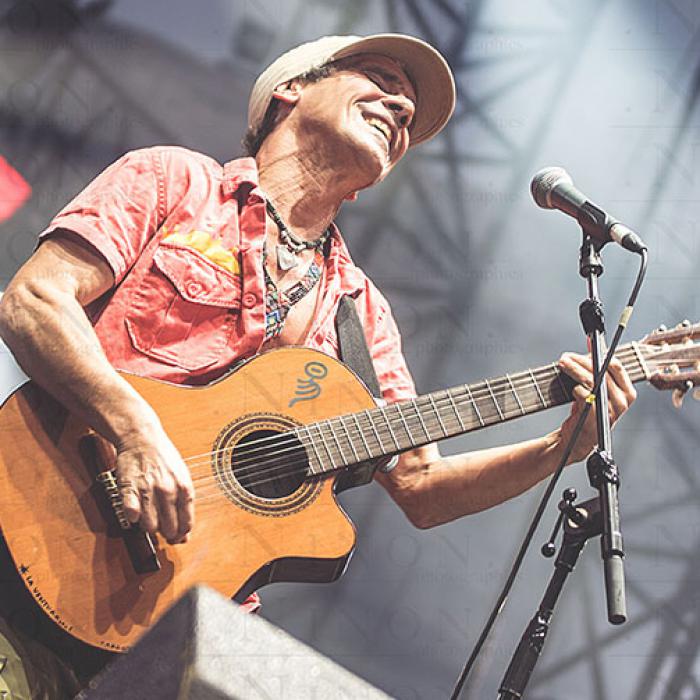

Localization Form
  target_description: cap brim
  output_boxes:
[332,34,456,146]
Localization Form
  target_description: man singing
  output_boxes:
[0,33,635,697]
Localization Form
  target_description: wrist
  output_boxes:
[107,395,163,449]
[541,428,568,471]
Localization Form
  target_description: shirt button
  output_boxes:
[186,281,203,296]
[242,292,258,308]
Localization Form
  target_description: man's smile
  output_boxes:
[362,114,393,150]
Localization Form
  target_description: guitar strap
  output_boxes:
[335,295,381,398]
[334,295,386,489]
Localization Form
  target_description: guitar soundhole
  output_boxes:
[231,429,308,499]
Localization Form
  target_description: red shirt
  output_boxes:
[41,146,415,402]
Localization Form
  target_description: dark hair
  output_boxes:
[242,63,337,156]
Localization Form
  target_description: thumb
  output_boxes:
[116,461,142,523]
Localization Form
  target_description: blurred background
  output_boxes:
[1,1,699,698]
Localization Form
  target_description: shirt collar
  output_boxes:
[221,157,260,197]
[326,223,366,295]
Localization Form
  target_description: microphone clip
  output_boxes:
[579,298,605,335]
[578,201,612,244]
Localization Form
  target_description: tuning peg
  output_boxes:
[672,379,694,409]
[682,319,692,327]
[657,324,667,332]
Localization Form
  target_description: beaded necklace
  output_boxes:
[264,246,325,340]
[266,199,332,271]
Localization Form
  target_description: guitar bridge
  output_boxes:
[96,469,131,530]
[79,433,160,575]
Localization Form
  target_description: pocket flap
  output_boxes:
[153,244,241,308]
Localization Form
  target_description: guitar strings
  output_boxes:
[191,401,542,501]
[189,347,659,498]
[184,360,589,471]
[185,350,645,492]
[187,350,646,497]
[184,361,572,478]
[184,347,645,482]
[152,339,669,481]
[185,351,652,478]
[191,387,634,502]
[188,392,548,496]
[189,343,652,473]
[189,393,596,502]
[191,387,643,499]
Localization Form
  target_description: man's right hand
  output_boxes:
[115,428,195,545]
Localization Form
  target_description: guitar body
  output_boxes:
[0,347,376,652]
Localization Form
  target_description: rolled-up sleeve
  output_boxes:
[39,148,164,283]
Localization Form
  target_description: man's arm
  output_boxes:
[376,353,636,528]
[0,235,194,543]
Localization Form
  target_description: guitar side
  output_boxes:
[0,347,376,651]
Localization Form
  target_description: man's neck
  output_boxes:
[256,134,356,242]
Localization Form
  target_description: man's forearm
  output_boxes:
[379,433,564,529]
[0,283,159,445]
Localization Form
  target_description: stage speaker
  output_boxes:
[79,586,392,699]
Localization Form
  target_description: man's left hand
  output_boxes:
[557,352,637,464]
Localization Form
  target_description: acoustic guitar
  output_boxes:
[0,323,698,652]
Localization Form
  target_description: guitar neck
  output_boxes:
[297,341,652,475]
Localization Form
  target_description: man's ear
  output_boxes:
[272,79,303,106]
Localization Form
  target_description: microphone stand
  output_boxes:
[497,492,602,699]
[496,235,627,699]
[578,235,626,625]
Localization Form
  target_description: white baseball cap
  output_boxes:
[248,33,456,147]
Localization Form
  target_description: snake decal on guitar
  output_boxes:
[288,361,328,407]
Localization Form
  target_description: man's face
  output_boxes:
[286,54,417,187]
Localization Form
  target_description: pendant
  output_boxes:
[276,244,299,271]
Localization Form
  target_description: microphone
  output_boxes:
[531,167,647,253]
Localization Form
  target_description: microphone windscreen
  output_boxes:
[531,167,572,209]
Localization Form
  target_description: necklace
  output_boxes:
[266,199,332,271]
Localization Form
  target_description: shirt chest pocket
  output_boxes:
[125,245,241,371]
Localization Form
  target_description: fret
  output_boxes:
[506,373,525,416]
[299,426,323,474]
[338,416,361,463]
[428,393,448,437]
[553,364,570,402]
[410,400,432,441]
[379,406,401,450]
[364,410,383,454]
[528,368,546,407]
[315,423,337,470]
[351,413,373,459]
[326,419,346,464]
[465,384,485,426]
[447,389,466,431]
[484,379,505,420]
[394,402,416,442]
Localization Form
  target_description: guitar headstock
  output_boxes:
[638,320,700,407]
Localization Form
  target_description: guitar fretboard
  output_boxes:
[296,342,651,475]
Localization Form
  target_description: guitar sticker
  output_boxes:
[289,361,328,407]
